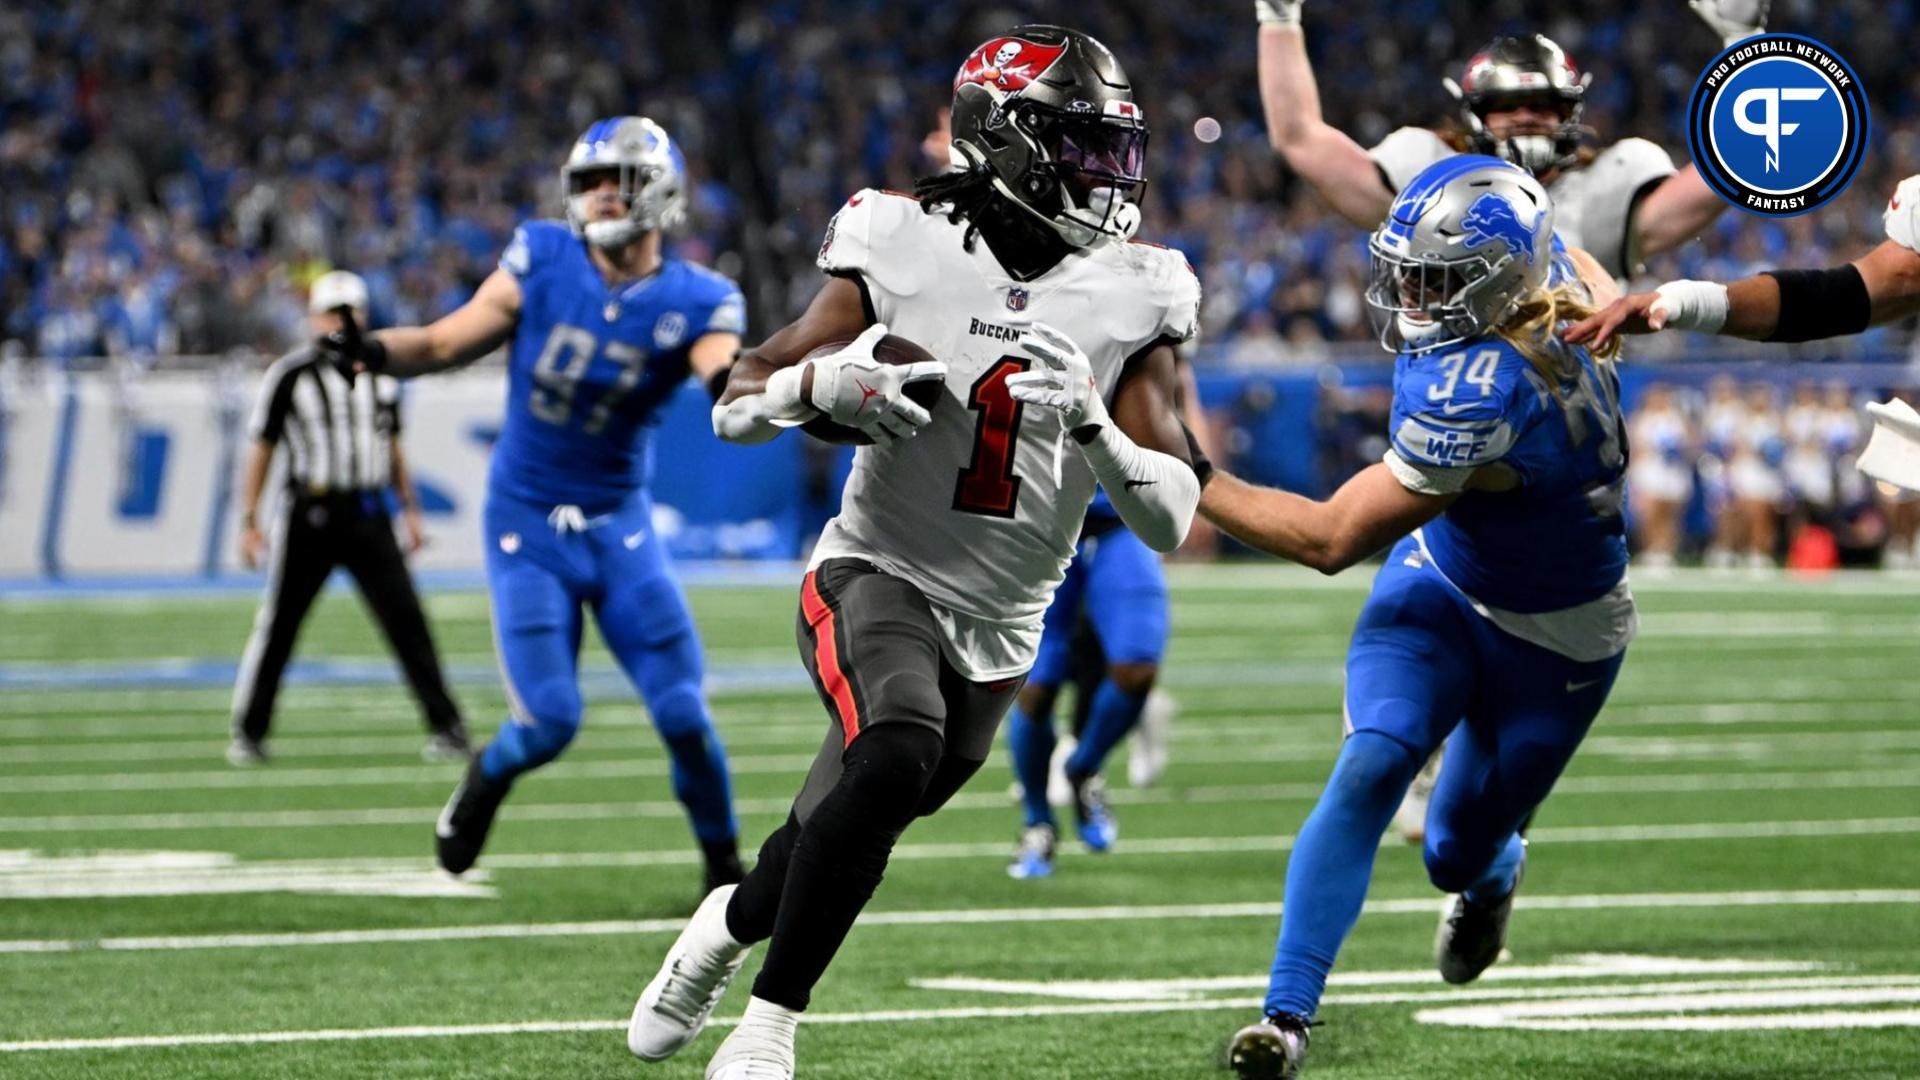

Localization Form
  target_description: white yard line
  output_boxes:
[4,888,1916,955]
[7,726,1917,797]
[8,972,1920,1053]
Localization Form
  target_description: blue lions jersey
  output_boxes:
[1388,327,1629,615]
[490,220,745,510]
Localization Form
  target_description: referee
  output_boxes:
[228,270,470,766]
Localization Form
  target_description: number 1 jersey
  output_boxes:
[810,189,1199,679]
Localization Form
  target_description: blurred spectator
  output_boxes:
[6,0,1919,368]
[1627,382,1692,569]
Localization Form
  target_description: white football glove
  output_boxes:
[1007,322,1109,433]
[1688,0,1768,48]
[807,322,946,445]
[1255,0,1303,27]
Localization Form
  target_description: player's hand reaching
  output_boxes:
[1254,0,1303,27]
[807,322,947,445]
[314,307,388,381]
[1688,0,1768,48]
[1563,292,1664,347]
[1008,322,1108,436]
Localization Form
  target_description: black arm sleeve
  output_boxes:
[1762,266,1873,343]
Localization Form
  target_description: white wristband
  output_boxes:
[1255,0,1302,27]
[1651,280,1730,334]
[764,363,813,421]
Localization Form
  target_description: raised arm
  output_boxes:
[1628,165,1727,260]
[1255,2,1396,227]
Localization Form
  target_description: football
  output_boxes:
[799,333,946,445]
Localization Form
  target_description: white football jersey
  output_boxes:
[1369,127,1676,281]
[809,188,1199,680]
[1884,175,1920,253]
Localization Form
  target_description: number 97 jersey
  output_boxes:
[810,188,1199,680]
[490,220,745,511]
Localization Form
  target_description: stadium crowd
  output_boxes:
[6,0,1920,367]
[7,0,1920,566]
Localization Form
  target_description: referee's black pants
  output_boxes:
[232,492,462,742]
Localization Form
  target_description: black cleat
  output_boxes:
[1227,1012,1312,1079]
[225,735,269,767]
[421,723,475,763]
[435,755,512,875]
[1435,847,1525,985]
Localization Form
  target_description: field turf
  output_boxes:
[1,564,1916,1078]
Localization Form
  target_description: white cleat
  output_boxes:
[628,885,752,1061]
[705,996,798,1080]
[1393,751,1441,844]
[1127,689,1176,787]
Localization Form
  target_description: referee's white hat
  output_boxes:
[308,270,369,315]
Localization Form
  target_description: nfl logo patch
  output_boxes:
[1006,287,1029,312]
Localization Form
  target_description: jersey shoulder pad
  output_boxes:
[1369,127,1453,194]
[1124,240,1202,344]
[1389,341,1539,470]
[815,188,923,276]
[1590,137,1676,186]
[1573,139,1677,280]
[677,261,748,337]
[500,219,572,280]
[1884,174,1920,253]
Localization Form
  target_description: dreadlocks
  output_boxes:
[912,166,998,253]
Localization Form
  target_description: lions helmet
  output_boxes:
[1366,155,1555,353]
[1447,35,1590,177]
[561,117,687,248]
[948,25,1147,248]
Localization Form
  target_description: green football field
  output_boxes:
[2,565,1917,1079]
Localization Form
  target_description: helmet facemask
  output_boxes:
[1365,158,1554,354]
[978,101,1147,249]
[1464,91,1587,176]
[1445,35,1592,178]
[1366,237,1515,352]
[560,117,687,249]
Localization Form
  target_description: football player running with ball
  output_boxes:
[625,25,1206,1080]
[1204,157,1637,1079]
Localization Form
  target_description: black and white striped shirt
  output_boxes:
[249,348,403,494]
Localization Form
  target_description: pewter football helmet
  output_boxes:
[1366,155,1554,353]
[561,116,687,248]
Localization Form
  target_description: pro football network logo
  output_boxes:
[1688,34,1868,217]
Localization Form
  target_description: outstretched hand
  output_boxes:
[1562,292,1667,348]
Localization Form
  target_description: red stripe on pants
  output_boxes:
[801,570,860,746]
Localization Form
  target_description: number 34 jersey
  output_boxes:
[491,220,745,512]
[811,188,1199,680]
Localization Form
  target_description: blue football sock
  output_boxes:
[1007,704,1056,829]
[1063,680,1147,782]
[664,729,738,844]
[1462,832,1525,904]
[1265,731,1422,1019]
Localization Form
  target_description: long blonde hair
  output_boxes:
[1495,280,1621,385]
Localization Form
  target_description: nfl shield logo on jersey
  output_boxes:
[654,312,689,349]
[1006,287,1030,312]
